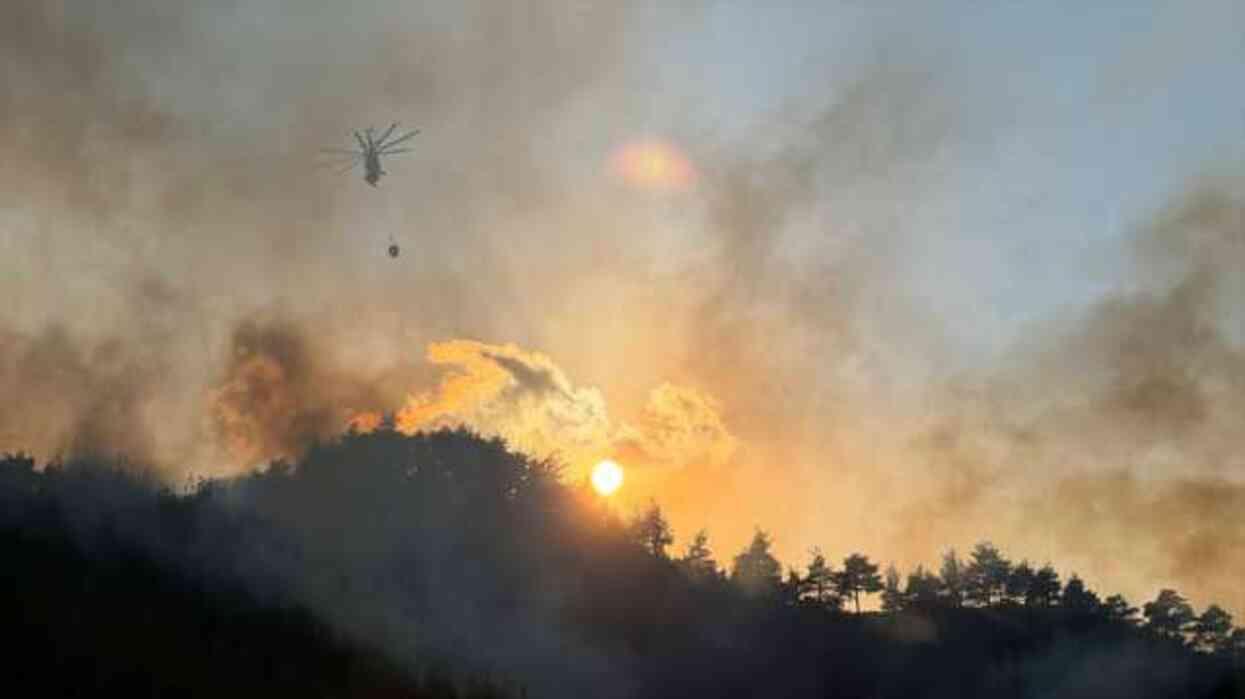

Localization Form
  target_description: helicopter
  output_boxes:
[321,123,419,186]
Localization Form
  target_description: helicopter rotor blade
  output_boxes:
[380,129,420,149]
[375,122,399,148]
[353,131,368,152]
[378,147,413,156]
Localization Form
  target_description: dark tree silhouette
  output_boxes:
[938,549,965,608]
[1007,560,1035,606]
[1103,593,1141,625]
[904,565,942,609]
[1192,605,1235,654]
[629,499,674,558]
[781,567,804,608]
[677,529,719,583]
[1061,574,1101,613]
[730,529,782,599]
[880,564,904,613]
[964,542,1011,607]
[799,548,840,609]
[1227,628,1245,664]
[1030,564,1061,608]
[834,553,883,614]
[3,439,1243,699]
[1145,588,1197,643]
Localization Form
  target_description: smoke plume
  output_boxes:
[2,0,1243,625]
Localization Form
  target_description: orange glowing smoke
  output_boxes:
[347,411,385,433]
[209,353,300,467]
[609,139,695,192]
[395,340,517,433]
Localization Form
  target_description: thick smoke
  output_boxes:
[888,180,1245,615]
[2,0,1243,631]
[1,0,701,468]
[390,340,737,481]
[395,339,615,465]
[614,383,738,469]
[210,314,394,468]
[0,324,158,463]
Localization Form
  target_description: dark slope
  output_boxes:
[2,430,1242,698]
[3,521,508,698]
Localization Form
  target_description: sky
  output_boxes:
[2,0,1245,617]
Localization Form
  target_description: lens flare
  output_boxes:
[609,139,695,192]
[591,459,624,496]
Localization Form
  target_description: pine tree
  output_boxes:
[881,564,906,613]
[782,568,804,607]
[1102,594,1140,625]
[1226,628,1245,664]
[1006,560,1035,606]
[730,529,782,599]
[904,565,942,609]
[834,553,884,614]
[964,542,1012,607]
[800,548,839,609]
[939,549,965,608]
[628,500,674,558]
[1191,605,1234,654]
[1030,564,1061,608]
[679,529,718,582]
[1061,574,1100,613]
[1144,589,1196,643]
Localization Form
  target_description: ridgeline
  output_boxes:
[3,427,1242,698]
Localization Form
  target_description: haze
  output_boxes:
[3,0,1244,620]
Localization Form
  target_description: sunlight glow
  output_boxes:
[609,140,695,192]
[591,459,624,496]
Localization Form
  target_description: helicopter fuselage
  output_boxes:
[364,150,384,186]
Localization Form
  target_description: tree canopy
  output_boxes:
[2,433,1242,699]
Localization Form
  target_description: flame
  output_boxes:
[347,411,384,433]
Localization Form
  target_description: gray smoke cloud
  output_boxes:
[887,179,1245,615]
[1,0,687,470]
[2,0,1244,627]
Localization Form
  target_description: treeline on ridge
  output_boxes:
[2,425,1243,698]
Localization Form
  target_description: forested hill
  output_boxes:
[3,428,1242,698]
[4,520,511,698]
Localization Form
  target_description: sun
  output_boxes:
[591,460,624,496]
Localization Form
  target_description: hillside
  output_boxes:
[3,429,1242,698]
